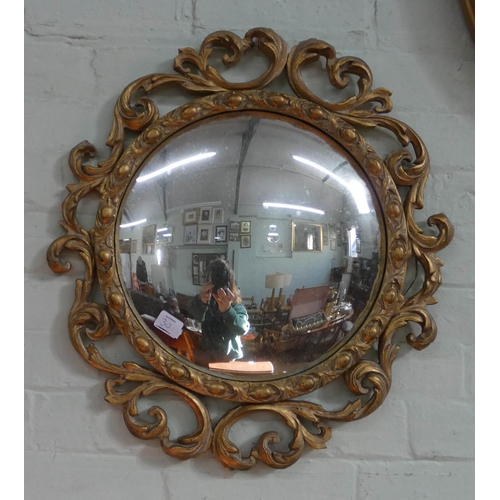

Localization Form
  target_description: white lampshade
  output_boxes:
[280,273,292,286]
[265,273,285,289]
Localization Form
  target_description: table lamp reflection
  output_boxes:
[278,273,292,305]
[265,273,286,312]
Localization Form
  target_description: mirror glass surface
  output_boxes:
[118,114,382,378]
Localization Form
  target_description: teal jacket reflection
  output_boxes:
[187,294,250,358]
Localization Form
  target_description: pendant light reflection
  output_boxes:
[263,202,325,215]
[136,152,217,183]
[292,155,370,215]
[119,218,147,228]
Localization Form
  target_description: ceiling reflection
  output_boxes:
[118,114,382,378]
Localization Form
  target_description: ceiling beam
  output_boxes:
[233,117,260,214]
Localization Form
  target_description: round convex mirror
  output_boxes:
[117,113,382,378]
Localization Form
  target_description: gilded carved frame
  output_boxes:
[47,28,453,470]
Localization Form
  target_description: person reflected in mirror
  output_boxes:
[187,258,249,363]
[136,256,148,284]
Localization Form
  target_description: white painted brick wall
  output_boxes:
[24,0,474,498]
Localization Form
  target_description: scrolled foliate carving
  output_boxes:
[47,28,453,470]
[174,27,288,90]
[212,402,332,470]
[287,39,393,118]
[105,371,213,459]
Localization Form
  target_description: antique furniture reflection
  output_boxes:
[259,311,352,357]
[258,284,354,356]
[141,314,196,362]
[47,28,453,470]
[176,292,194,318]
[241,296,255,307]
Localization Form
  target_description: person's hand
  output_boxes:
[200,282,214,304]
[213,288,235,313]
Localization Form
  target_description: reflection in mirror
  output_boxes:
[118,114,381,377]
[292,222,322,252]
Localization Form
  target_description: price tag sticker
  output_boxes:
[153,310,184,339]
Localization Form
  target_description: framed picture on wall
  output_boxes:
[229,232,240,242]
[119,239,131,253]
[142,243,154,254]
[240,235,251,248]
[183,208,199,225]
[292,221,322,252]
[241,221,251,233]
[142,224,156,244]
[200,207,212,223]
[213,208,224,224]
[184,225,197,245]
[197,225,213,244]
[322,224,329,246]
[157,226,173,244]
[214,225,227,243]
[229,221,241,232]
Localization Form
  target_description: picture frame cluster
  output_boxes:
[182,206,227,245]
[183,207,252,248]
[229,220,251,248]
